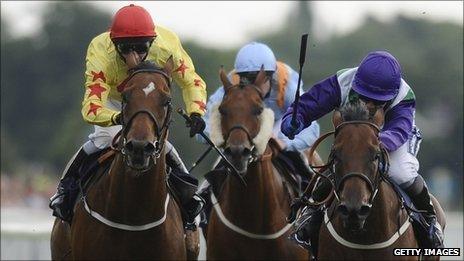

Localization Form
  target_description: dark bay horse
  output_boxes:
[310,103,445,260]
[205,68,309,260]
[50,58,190,260]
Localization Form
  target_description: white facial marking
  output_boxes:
[143,82,156,96]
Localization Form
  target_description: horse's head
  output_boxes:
[118,58,174,173]
[210,67,274,174]
[331,101,388,231]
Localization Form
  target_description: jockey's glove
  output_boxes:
[187,113,206,138]
[281,115,304,139]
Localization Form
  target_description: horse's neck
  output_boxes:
[221,153,288,226]
[98,154,168,220]
[333,181,405,242]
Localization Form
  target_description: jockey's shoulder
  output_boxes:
[336,67,357,77]
[88,32,113,50]
[153,25,181,45]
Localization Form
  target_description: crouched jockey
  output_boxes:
[282,51,444,250]
[49,4,207,229]
[195,42,321,232]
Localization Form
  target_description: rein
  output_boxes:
[83,66,173,231]
[300,119,412,249]
[305,120,388,206]
[222,83,267,164]
[111,67,173,164]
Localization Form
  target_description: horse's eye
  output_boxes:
[332,151,341,162]
[122,92,130,102]
[219,106,227,116]
[252,106,263,116]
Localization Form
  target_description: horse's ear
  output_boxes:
[332,110,343,128]
[254,65,268,87]
[372,108,385,127]
[219,66,232,91]
[164,56,175,76]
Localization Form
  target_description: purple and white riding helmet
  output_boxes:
[352,51,402,102]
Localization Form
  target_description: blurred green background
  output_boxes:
[1,2,462,210]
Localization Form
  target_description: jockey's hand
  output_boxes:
[187,113,206,137]
[281,115,304,139]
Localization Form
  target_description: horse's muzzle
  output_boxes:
[223,144,253,174]
[337,202,371,231]
[123,139,155,171]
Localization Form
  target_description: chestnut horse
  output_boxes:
[50,58,191,260]
[309,103,445,260]
[205,68,309,260]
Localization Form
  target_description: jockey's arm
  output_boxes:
[282,74,341,130]
[81,39,120,127]
[276,121,320,151]
[380,99,415,152]
[170,35,207,117]
[195,86,225,144]
[277,64,320,151]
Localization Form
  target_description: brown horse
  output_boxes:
[311,103,445,260]
[50,58,191,260]
[205,68,309,260]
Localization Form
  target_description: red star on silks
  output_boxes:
[87,83,106,100]
[174,59,189,78]
[193,101,206,112]
[91,71,106,82]
[87,102,102,116]
[193,79,201,87]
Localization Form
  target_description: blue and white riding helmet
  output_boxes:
[234,42,277,73]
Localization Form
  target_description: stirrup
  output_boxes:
[427,216,444,248]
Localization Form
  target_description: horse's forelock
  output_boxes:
[340,101,370,122]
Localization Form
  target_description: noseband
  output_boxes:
[306,120,389,206]
[111,67,173,166]
[222,84,265,163]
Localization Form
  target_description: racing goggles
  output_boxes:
[116,41,151,55]
[359,94,388,106]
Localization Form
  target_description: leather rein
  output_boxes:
[222,84,269,165]
[111,67,173,165]
[304,120,390,207]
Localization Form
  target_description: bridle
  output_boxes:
[111,66,173,167]
[222,84,265,165]
[306,120,390,207]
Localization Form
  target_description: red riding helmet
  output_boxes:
[110,4,156,40]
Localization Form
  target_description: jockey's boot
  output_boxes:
[197,179,212,234]
[166,145,205,230]
[49,147,89,222]
[288,177,332,256]
[285,150,315,186]
[405,175,444,248]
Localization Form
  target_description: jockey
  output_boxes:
[197,42,320,229]
[281,51,444,249]
[49,4,207,227]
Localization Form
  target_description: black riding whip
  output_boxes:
[177,108,247,187]
[188,146,213,172]
[289,34,309,140]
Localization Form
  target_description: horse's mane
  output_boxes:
[340,101,370,121]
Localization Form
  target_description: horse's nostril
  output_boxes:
[242,147,252,157]
[359,205,371,216]
[125,140,134,152]
[144,142,155,154]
